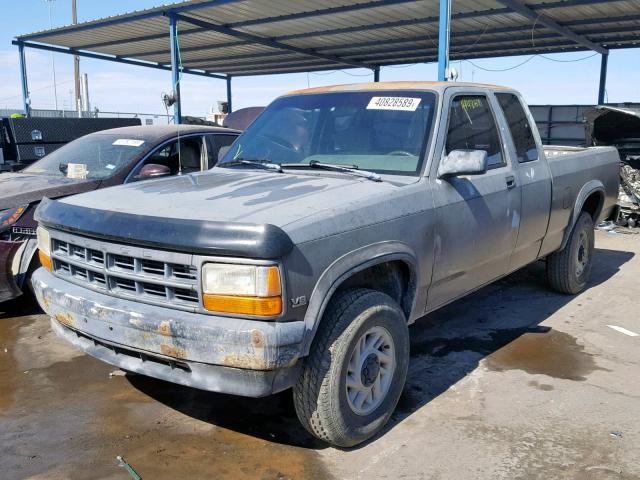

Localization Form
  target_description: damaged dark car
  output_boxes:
[0,124,239,303]
[586,106,640,227]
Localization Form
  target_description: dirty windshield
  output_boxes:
[22,133,149,180]
[220,90,436,175]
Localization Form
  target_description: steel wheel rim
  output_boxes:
[575,230,590,277]
[345,325,396,416]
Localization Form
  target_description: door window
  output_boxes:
[206,134,238,168]
[496,93,538,162]
[129,136,203,180]
[445,95,505,168]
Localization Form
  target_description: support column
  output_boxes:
[598,53,608,105]
[373,66,380,82]
[169,13,182,124]
[18,43,30,116]
[438,0,451,81]
[226,76,233,113]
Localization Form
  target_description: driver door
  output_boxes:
[426,89,521,310]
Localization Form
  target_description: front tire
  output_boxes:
[547,211,595,294]
[293,288,410,447]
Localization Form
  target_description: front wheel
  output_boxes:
[547,211,595,294]
[293,288,409,447]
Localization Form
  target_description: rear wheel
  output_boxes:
[293,288,409,447]
[547,211,595,294]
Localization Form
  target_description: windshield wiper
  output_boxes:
[282,161,382,182]
[221,159,283,173]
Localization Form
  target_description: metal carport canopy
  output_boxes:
[13,0,640,122]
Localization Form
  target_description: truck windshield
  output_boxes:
[22,133,149,180]
[220,90,437,175]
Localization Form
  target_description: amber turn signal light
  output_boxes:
[203,294,282,316]
[39,250,53,272]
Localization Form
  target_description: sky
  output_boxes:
[1,0,638,118]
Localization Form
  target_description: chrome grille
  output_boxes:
[51,238,199,309]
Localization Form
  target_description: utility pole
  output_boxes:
[72,0,81,114]
[45,0,59,112]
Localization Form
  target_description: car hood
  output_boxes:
[0,172,101,210]
[60,168,414,243]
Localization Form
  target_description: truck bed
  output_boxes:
[541,145,619,256]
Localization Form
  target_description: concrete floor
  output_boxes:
[1,231,638,480]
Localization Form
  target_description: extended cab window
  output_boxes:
[445,95,505,168]
[496,93,538,162]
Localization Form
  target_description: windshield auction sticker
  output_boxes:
[366,97,421,111]
[67,163,88,179]
[113,139,145,147]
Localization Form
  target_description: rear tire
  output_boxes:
[293,288,409,448]
[547,211,594,294]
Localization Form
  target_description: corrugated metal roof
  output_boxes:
[15,0,640,77]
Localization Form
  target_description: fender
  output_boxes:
[15,237,38,288]
[560,179,605,250]
[300,241,419,355]
[0,241,22,303]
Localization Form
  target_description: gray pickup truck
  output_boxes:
[32,82,618,447]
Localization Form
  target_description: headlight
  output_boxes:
[202,263,282,316]
[36,226,53,272]
[0,205,28,230]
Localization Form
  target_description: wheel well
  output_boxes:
[334,261,414,318]
[581,191,603,221]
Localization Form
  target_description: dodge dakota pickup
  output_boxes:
[32,82,619,447]
[0,124,239,303]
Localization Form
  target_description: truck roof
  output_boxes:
[285,81,514,96]
[86,124,241,142]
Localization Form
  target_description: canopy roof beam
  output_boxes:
[169,12,374,70]
[20,0,243,42]
[496,0,608,54]
[12,40,228,80]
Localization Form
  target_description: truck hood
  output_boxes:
[0,172,101,210]
[59,168,414,244]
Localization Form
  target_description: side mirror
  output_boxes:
[136,163,171,180]
[437,150,488,179]
[218,145,231,162]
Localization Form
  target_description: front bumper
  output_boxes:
[32,268,306,397]
[0,240,22,303]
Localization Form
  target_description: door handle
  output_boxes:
[505,175,516,189]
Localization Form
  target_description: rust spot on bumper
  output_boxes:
[55,312,75,328]
[160,344,187,359]
[158,321,173,337]
[221,353,269,370]
[250,329,265,348]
